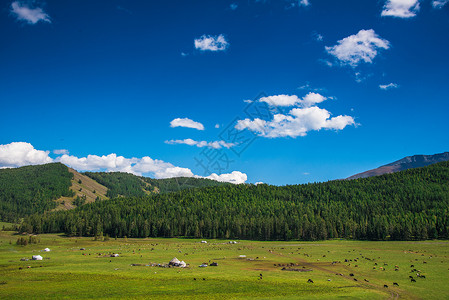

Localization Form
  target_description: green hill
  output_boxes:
[0,163,74,222]
[84,171,229,198]
[22,161,449,241]
[0,164,228,222]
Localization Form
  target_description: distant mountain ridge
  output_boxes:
[347,152,449,180]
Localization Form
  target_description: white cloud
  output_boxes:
[170,118,205,130]
[325,29,390,67]
[202,171,247,184]
[0,142,247,184]
[259,92,327,107]
[381,0,420,18]
[379,83,399,90]
[300,0,311,6]
[181,52,189,57]
[230,3,238,10]
[432,0,449,8]
[259,95,299,107]
[236,94,355,138]
[194,34,229,51]
[301,92,327,107]
[10,1,51,24]
[0,142,53,168]
[53,149,69,155]
[215,124,220,129]
[165,139,236,149]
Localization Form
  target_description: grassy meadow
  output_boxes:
[1,230,448,299]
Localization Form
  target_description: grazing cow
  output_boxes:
[411,278,416,282]
[409,276,414,279]
[384,285,389,288]
[203,278,206,281]
[410,265,414,268]
[349,273,354,277]
[421,275,426,279]
[193,278,196,281]
[354,278,358,281]
[307,279,314,283]
[364,279,369,282]
[393,282,399,286]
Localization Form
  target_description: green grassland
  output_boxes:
[1,232,449,299]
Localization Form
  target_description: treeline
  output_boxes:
[84,172,228,198]
[22,161,449,241]
[0,163,74,222]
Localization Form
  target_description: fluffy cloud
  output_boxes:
[170,118,204,130]
[230,3,238,10]
[0,142,247,184]
[10,1,51,24]
[203,171,247,184]
[379,83,399,90]
[259,92,327,107]
[0,142,53,168]
[381,0,420,18]
[300,0,311,6]
[433,0,449,8]
[235,94,355,138]
[165,139,235,149]
[194,34,229,51]
[259,95,299,107]
[325,29,390,67]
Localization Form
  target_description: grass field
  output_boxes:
[1,231,448,299]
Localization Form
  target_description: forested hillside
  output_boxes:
[23,161,449,241]
[84,172,229,198]
[0,163,74,222]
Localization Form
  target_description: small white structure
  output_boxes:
[43,248,51,252]
[201,241,207,244]
[229,241,238,244]
[199,263,208,267]
[32,255,43,261]
[178,261,187,268]
[111,253,119,257]
[169,257,181,266]
[238,255,246,258]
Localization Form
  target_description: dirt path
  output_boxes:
[270,250,402,299]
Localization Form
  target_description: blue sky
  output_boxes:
[0,0,448,185]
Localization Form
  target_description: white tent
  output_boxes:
[32,255,43,261]
[169,257,180,266]
[201,241,207,244]
[43,248,50,252]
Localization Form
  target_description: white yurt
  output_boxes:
[169,257,180,266]
[43,248,51,252]
[32,255,43,261]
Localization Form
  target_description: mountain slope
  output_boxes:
[53,168,109,211]
[0,163,74,222]
[0,163,230,221]
[347,152,449,180]
[84,171,229,198]
[23,161,449,241]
